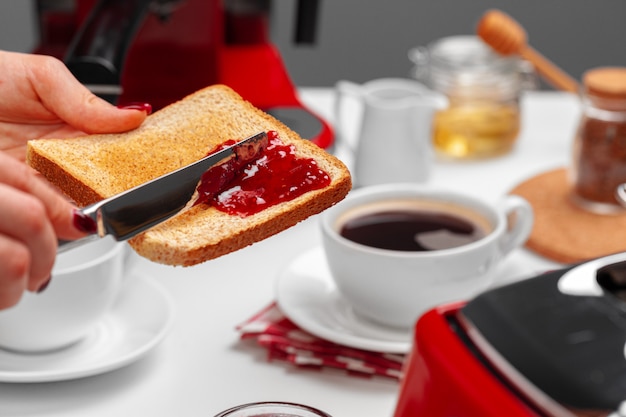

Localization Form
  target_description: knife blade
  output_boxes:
[58,131,269,253]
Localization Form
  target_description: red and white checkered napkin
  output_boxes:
[236,302,405,380]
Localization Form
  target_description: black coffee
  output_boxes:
[339,210,487,251]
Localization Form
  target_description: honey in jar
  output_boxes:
[571,67,626,214]
[409,36,532,159]
[433,101,520,158]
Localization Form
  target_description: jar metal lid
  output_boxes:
[429,35,520,74]
[422,35,525,98]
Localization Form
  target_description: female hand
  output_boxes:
[0,50,150,161]
[0,50,150,308]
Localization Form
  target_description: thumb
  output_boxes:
[78,98,152,135]
[32,56,151,134]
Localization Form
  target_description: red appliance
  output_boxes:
[394,254,626,417]
[33,0,333,149]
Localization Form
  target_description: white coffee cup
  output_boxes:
[320,184,533,329]
[0,236,126,352]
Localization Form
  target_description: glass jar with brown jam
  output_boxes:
[570,67,626,214]
[409,36,535,159]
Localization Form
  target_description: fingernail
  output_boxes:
[37,276,51,293]
[72,209,97,233]
[117,102,152,115]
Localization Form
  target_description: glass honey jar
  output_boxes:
[409,35,535,159]
[570,67,626,214]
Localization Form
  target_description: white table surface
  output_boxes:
[0,89,581,417]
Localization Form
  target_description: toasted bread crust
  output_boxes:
[27,85,352,266]
[28,151,105,205]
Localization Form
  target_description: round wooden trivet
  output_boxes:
[510,167,626,264]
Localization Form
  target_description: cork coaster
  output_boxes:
[510,167,626,264]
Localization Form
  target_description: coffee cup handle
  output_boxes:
[498,195,534,256]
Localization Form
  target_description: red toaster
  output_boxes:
[394,253,626,417]
[33,0,333,149]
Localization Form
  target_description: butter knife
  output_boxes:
[58,131,269,253]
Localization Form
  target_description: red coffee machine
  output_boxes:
[394,253,626,417]
[33,0,333,149]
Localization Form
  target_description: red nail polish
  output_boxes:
[117,102,152,115]
[37,277,51,293]
[72,209,97,233]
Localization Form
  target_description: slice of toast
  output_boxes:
[27,85,352,266]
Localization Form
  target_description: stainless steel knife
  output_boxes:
[57,131,269,253]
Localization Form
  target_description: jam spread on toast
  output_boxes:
[196,130,331,216]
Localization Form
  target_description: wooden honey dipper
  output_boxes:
[477,9,580,93]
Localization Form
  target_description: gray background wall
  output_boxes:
[2,0,625,89]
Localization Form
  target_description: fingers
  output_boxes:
[0,153,83,241]
[0,183,56,295]
[0,152,86,305]
[0,235,30,310]
[25,53,150,134]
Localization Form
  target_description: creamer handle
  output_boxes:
[333,80,364,156]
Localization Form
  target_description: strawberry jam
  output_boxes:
[196,131,331,217]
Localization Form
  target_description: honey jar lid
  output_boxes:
[583,67,626,99]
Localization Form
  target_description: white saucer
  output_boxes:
[0,274,174,383]
[276,247,412,354]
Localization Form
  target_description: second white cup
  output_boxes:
[0,236,126,352]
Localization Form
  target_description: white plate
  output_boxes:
[0,274,174,383]
[276,247,412,354]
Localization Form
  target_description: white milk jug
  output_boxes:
[334,78,446,187]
